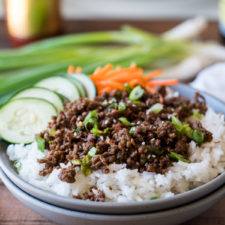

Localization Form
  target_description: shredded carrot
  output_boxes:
[67,65,75,74]
[67,64,178,96]
[144,70,163,81]
[147,79,178,87]
[75,67,82,73]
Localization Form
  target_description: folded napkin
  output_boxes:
[191,63,225,102]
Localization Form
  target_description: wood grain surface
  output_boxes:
[0,19,224,225]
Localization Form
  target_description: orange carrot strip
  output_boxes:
[67,65,75,74]
[144,70,163,81]
[147,79,178,87]
[97,80,124,90]
[145,86,155,93]
[129,79,145,87]
[75,67,82,73]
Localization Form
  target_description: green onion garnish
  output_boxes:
[108,103,116,109]
[119,117,133,126]
[14,160,22,172]
[118,102,126,111]
[71,159,82,166]
[171,116,183,132]
[129,127,136,134]
[149,196,160,200]
[193,110,203,120]
[84,110,98,129]
[88,147,97,157]
[37,136,45,152]
[148,103,163,114]
[124,83,132,93]
[145,146,160,155]
[168,152,190,163]
[103,128,109,133]
[180,104,189,112]
[129,86,144,101]
[50,129,56,137]
[182,123,193,139]
[193,129,204,143]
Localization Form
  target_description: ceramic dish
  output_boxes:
[1,168,225,225]
[1,84,225,214]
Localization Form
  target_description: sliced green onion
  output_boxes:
[36,136,45,152]
[81,155,92,176]
[119,117,133,126]
[193,129,204,143]
[129,127,136,134]
[48,141,52,144]
[149,196,160,200]
[103,128,109,133]
[129,86,144,101]
[180,104,189,112]
[171,116,183,132]
[14,160,22,172]
[193,110,203,120]
[168,152,190,163]
[71,159,82,166]
[145,146,160,155]
[75,127,81,134]
[124,83,132,93]
[84,110,98,129]
[148,103,163,114]
[182,123,193,139]
[50,129,56,137]
[88,147,97,157]
[118,102,126,111]
[108,103,116,109]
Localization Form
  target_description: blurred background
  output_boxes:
[0,0,219,20]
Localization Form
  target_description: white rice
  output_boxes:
[7,107,225,202]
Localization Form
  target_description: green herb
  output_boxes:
[81,147,98,176]
[171,116,183,132]
[124,83,132,93]
[103,128,109,133]
[48,141,52,144]
[108,103,116,109]
[75,127,81,134]
[119,117,133,126]
[132,100,141,105]
[149,196,160,200]
[129,127,136,134]
[145,146,160,155]
[168,152,190,163]
[129,86,144,102]
[71,159,82,166]
[148,103,163,114]
[118,102,126,111]
[84,110,98,129]
[193,129,204,143]
[88,147,97,157]
[180,104,189,112]
[37,136,45,152]
[182,123,193,139]
[193,110,203,120]
[50,129,56,137]
[14,160,22,172]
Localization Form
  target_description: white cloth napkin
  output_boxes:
[191,63,225,102]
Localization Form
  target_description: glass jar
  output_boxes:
[5,0,62,47]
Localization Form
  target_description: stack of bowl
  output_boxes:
[1,84,225,225]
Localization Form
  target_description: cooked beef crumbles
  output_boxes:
[37,86,213,186]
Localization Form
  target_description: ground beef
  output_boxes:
[73,186,105,202]
[37,86,212,187]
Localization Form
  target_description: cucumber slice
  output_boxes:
[64,75,87,98]
[12,87,64,111]
[0,98,57,144]
[35,76,80,102]
[72,74,96,100]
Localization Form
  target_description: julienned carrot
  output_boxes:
[67,65,75,74]
[67,64,178,95]
[144,70,163,80]
[147,79,178,87]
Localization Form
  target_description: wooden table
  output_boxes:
[0,19,224,225]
